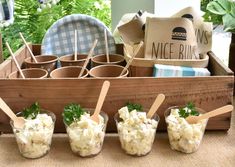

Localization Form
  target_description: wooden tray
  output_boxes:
[0,44,233,133]
[124,44,210,77]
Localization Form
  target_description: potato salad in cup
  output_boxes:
[10,102,56,159]
[62,104,108,157]
[115,103,159,156]
[165,103,208,153]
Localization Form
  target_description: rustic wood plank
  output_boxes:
[208,51,234,76]
[0,77,233,133]
[0,44,32,78]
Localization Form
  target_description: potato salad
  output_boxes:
[116,106,158,156]
[63,104,107,157]
[66,113,106,157]
[165,105,207,153]
[13,113,54,159]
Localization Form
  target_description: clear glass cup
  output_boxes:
[114,110,160,156]
[164,106,208,153]
[10,110,56,159]
[64,109,108,157]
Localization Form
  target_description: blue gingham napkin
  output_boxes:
[42,14,116,57]
[153,64,211,77]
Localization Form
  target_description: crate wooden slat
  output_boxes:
[0,44,234,133]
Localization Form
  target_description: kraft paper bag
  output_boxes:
[117,11,155,44]
[172,7,213,54]
[144,17,199,59]
[118,18,145,44]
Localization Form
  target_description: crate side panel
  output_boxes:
[0,77,233,133]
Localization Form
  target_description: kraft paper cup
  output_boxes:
[91,54,125,67]
[24,55,58,74]
[50,66,88,78]
[89,65,129,78]
[8,68,48,79]
[59,54,88,67]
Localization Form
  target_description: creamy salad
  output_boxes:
[63,104,107,157]
[116,106,158,156]
[66,113,106,157]
[13,113,54,159]
[165,106,207,153]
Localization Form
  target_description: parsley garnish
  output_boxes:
[178,102,199,118]
[126,102,143,112]
[62,103,86,126]
[22,102,40,119]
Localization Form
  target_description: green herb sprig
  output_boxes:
[22,102,41,119]
[62,104,86,126]
[178,102,199,118]
[126,102,143,112]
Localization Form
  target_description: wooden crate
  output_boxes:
[0,44,234,133]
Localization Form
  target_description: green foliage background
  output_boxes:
[0,0,111,59]
[201,0,223,25]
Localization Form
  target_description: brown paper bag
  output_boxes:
[118,18,145,44]
[144,17,199,59]
[172,7,213,54]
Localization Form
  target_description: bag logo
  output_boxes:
[181,14,194,22]
[172,27,187,41]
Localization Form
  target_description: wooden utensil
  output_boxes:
[74,30,77,61]
[120,41,143,76]
[78,39,98,78]
[186,105,234,124]
[104,29,110,63]
[91,81,110,123]
[147,94,165,119]
[6,42,25,79]
[19,32,38,63]
[0,97,25,129]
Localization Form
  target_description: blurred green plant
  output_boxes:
[201,0,223,25]
[0,0,111,59]
[201,0,235,32]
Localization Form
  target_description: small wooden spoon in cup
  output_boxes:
[19,32,38,63]
[6,42,25,79]
[74,30,78,61]
[104,29,110,63]
[78,39,98,78]
[119,41,143,76]
[147,94,165,119]
[91,81,110,123]
[0,97,25,129]
[186,105,234,124]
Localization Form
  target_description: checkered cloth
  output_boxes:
[42,14,116,57]
[153,64,211,77]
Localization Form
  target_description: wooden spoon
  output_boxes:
[186,105,234,124]
[6,42,25,79]
[74,30,78,61]
[119,41,143,76]
[0,97,25,129]
[19,32,38,63]
[147,94,165,119]
[91,81,110,123]
[78,39,98,78]
[104,29,110,63]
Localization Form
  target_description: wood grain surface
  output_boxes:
[0,45,234,133]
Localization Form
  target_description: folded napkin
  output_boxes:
[153,64,210,77]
